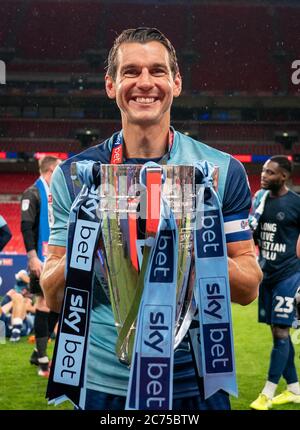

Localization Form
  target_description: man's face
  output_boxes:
[105,41,182,127]
[261,160,286,191]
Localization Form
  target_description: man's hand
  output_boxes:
[28,255,43,278]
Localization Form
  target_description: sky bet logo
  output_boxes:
[203,323,233,373]
[142,306,172,355]
[200,277,232,373]
[149,230,174,283]
[139,357,170,409]
[196,210,224,258]
[139,306,172,409]
[70,185,100,271]
[70,219,99,271]
[54,288,88,386]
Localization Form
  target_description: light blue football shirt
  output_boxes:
[49,129,252,398]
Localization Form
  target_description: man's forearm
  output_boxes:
[21,221,36,252]
[228,241,262,306]
[228,255,262,305]
[40,246,66,313]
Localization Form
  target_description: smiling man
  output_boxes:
[40,27,262,410]
[250,156,300,410]
[108,42,180,123]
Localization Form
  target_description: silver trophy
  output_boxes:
[95,164,218,365]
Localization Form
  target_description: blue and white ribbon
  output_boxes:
[249,189,269,232]
[126,163,179,410]
[47,163,102,409]
[194,160,238,399]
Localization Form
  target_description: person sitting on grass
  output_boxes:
[0,270,35,342]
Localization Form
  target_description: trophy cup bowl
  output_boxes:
[95,164,204,365]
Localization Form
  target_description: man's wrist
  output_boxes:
[27,250,38,260]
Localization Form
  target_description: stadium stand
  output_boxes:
[1,119,300,141]
[0,137,81,153]
[190,4,280,93]
[104,3,186,50]
[16,1,104,60]
[0,173,37,195]
[277,6,300,94]
[0,1,298,95]
[0,0,299,257]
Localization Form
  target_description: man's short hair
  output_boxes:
[38,156,59,174]
[106,27,179,80]
[270,155,293,175]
